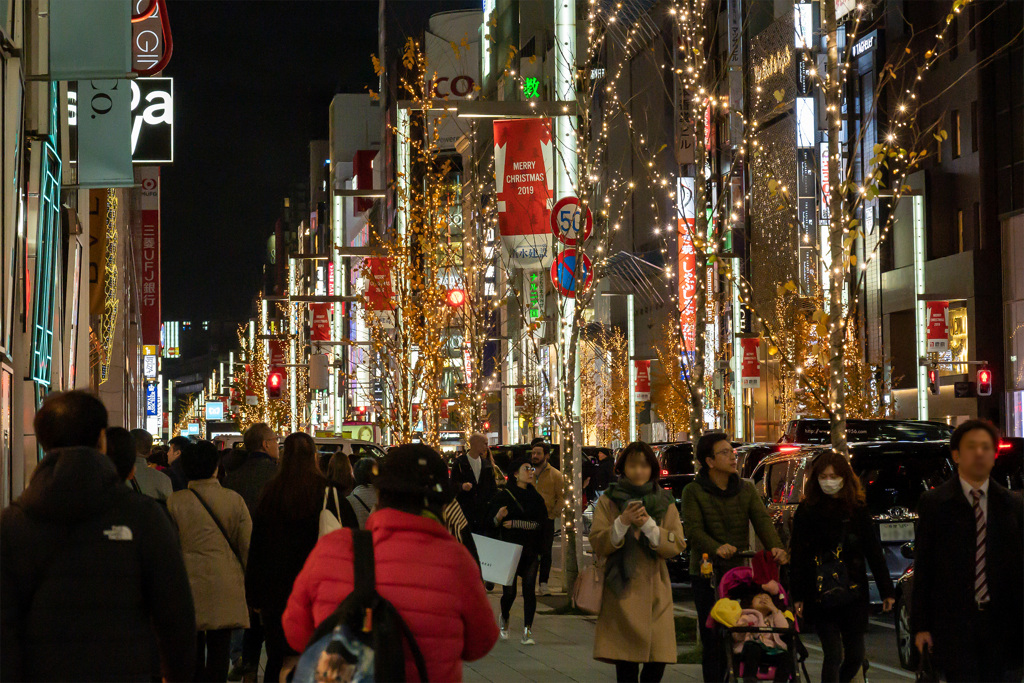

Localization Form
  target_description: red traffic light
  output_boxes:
[267,371,284,399]
[927,369,940,396]
[977,366,992,396]
[446,288,466,307]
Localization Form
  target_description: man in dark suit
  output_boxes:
[450,433,498,536]
[912,419,1024,681]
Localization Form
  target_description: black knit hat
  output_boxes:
[375,444,452,504]
[506,456,533,487]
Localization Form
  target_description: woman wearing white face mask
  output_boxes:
[789,451,895,682]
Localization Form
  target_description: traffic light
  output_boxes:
[927,368,940,395]
[977,366,993,396]
[267,371,283,399]
[446,288,466,308]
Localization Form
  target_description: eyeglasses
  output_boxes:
[522,465,536,472]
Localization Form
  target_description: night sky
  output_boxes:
[162,0,476,323]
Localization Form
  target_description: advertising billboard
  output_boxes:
[493,118,554,268]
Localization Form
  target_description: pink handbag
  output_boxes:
[572,560,604,614]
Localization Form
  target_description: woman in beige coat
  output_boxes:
[590,441,686,682]
[167,440,252,682]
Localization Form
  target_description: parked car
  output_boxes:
[735,442,778,480]
[892,436,1023,670]
[491,443,561,472]
[778,418,954,445]
[751,441,954,603]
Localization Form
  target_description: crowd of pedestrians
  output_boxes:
[2,390,1021,682]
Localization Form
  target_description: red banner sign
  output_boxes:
[635,361,651,401]
[493,118,554,267]
[138,167,161,345]
[364,257,394,311]
[269,339,286,373]
[310,303,331,342]
[678,220,697,353]
[926,301,950,353]
[741,338,761,389]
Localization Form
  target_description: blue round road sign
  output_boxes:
[550,249,593,298]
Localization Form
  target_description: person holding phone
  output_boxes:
[590,442,686,682]
[488,457,548,645]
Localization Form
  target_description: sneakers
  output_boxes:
[539,582,550,595]
[499,615,509,640]
[521,627,535,646]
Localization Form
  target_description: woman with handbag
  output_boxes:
[589,441,685,683]
[487,457,548,645]
[789,451,895,682]
[245,432,358,683]
[167,441,252,682]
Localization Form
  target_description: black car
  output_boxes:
[779,418,954,445]
[751,441,954,603]
[491,443,561,473]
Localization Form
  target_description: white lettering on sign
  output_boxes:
[129,80,172,154]
[852,35,875,57]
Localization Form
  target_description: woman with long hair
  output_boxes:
[590,441,686,682]
[789,451,895,682]
[487,457,548,645]
[245,433,358,682]
[325,451,355,497]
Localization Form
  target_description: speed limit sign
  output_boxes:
[550,197,593,245]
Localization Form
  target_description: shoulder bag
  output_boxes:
[319,486,343,538]
[572,558,605,614]
[813,520,858,608]
[190,489,246,571]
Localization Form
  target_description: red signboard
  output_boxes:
[635,361,651,401]
[493,118,554,266]
[138,167,161,345]
[364,257,394,311]
[926,301,950,353]
[678,219,698,353]
[310,303,331,341]
[353,149,377,213]
[269,339,286,372]
[741,338,761,389]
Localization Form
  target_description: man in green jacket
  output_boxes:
[681,432,787,683]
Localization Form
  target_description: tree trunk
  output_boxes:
[562,321,582,592]
[689,104,708,440]
[820,0,848,456]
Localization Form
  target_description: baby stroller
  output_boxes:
[708,551,810,682]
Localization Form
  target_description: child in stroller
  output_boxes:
[709,553,806,682]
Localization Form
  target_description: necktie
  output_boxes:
[971,489,989,605]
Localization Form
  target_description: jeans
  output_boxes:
[692,576,723,683]
[262,610,296,683]
[501,557,540,628]
[816,618,865,682]
[539,519,555,585]
[195,629,233,682]
[613,661,666,682]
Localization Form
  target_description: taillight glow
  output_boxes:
[660,469,669,477]
[778,445,800,453]
[998,441,1012,450]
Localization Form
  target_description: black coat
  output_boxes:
[245,484,357,616]
[0,447,196,682]
[487,484,547,560]
[789,498,894,629]
[451,454,498,532]
[910,477,1024,670]
[222,451,278,515]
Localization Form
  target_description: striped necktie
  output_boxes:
[970,489,990,605]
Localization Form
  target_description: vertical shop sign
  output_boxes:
[677,177,698,355]
[925,301,950,353]
[635,361,651,401]
[741,338,761,388]
[363,257,394,311]
[493,118,554,268]
[139,167,160,345]
[310,303,331,341]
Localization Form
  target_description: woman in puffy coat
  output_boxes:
[283,444,498,682]
[245,432,357,683]
[487,457,548,645]
[166,440,252,682]
[590,441,686,683]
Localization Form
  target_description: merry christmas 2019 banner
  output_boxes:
[493,118,554,269]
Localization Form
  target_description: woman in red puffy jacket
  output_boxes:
[283,444,499,682]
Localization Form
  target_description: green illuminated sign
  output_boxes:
[523,77,540,99]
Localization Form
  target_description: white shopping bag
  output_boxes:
[472,533,523,586]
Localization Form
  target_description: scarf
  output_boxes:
[603,478,674,596]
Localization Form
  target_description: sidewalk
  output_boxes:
[465,576,704,683]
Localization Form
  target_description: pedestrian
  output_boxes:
[150,444,170,469]
[789,450,894,682]
[166,435,191,491]
[681,432,787,683]
[530,441,564,595]
[167,440,252,683]
[106,426,140,484]
[451,433,498,534]
[911,419,1024,681]
[0,390,196,682]
[346,457,378,529]
[584,448,615,505]
[589,441,686,682]
[130,428,173,501]
[222,422,279,681]
[246,432,357,683]
[325,451,355,496]
[489,457,548,645]
[283,443,498,681]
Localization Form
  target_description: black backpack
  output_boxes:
[292,530,429,682]
[814,521,859,609]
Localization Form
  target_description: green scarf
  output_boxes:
[602,478,674,596]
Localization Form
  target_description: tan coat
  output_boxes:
[167,479,252,631]
[534,464,565,519]
[590,495,686,664]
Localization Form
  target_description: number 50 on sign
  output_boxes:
[550,197,593,244]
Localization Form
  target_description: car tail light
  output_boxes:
[996,441,1012,457]
[661,469,669,477]
[778,445,800,453]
